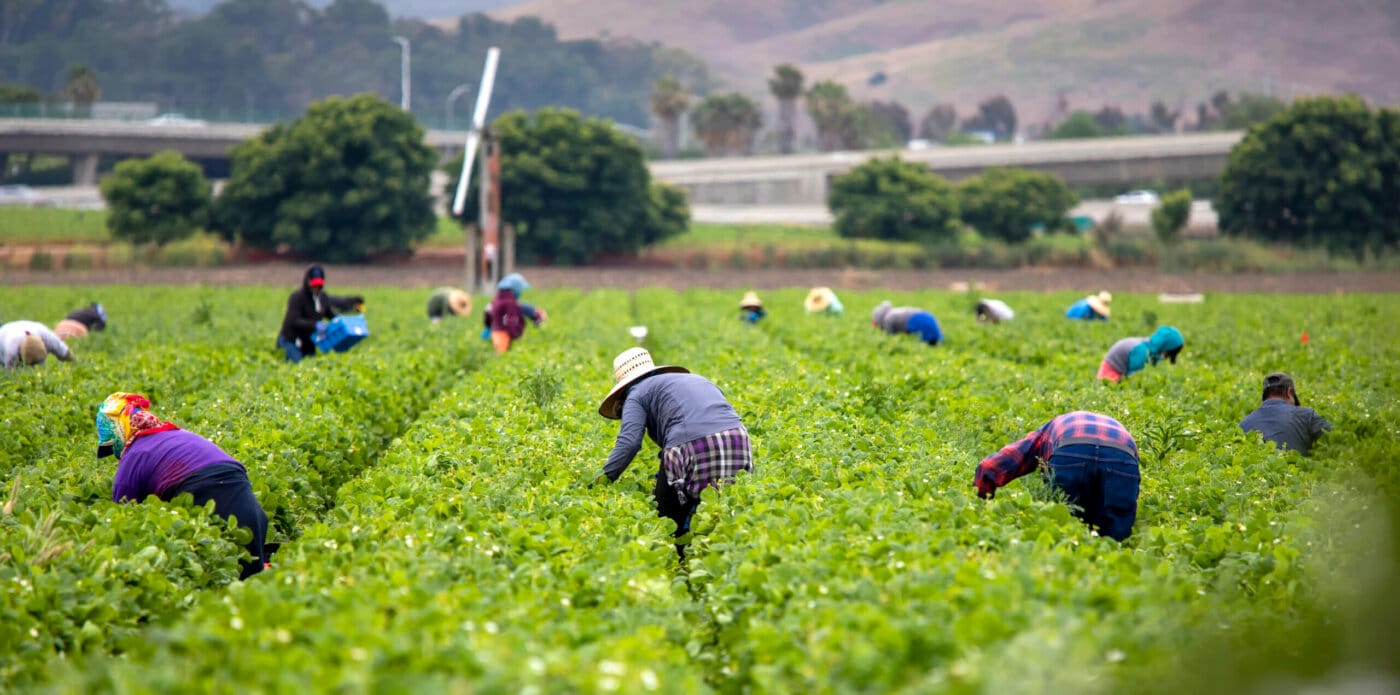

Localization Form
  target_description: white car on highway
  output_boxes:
[147,113,208,127]
[0,184,53,207]
[1113,189,1161,205]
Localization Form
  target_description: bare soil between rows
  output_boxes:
[6,264,1399,293]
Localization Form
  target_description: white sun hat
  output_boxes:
[598,347,688,419]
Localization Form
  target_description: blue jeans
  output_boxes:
[1046,443,1140,541]
[277,335,307,364]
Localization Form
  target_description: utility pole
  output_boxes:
[392,36,411,111]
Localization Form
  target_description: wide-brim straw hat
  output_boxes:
[598,347,688,419]
[1087,291,1112,317]
[20,333,47,365]
[804,287,834,313]
[447,289,472,316]
[740,291,762,308]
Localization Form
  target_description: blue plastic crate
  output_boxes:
[314,314,369,353]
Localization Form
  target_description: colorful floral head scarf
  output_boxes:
[96,392,177,459]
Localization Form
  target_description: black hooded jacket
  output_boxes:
[278,265,362,353]
[65,303,107,330]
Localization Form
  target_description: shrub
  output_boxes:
[100,150,210,247]
[958,167,1078,243]
[1218,95,1400,259]
[827,156,959,243]
[1151,188,1192,246]
[215,94,437,262]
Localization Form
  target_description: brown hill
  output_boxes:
[491,0,1400,127]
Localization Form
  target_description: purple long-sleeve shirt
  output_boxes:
[112,429,244,503]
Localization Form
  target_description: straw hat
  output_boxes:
[54,319,88,340]
[598,347,688,419]
[447,289,472,316]
[19,333,47,365]
[1087,291,1112,318]
[739,291,762,308]
[804,287,834,313]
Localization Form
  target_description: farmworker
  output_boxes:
[482,272,547,354]
[803,287,844,316]
[426,287,473,324]
[54,302,108,339]
[974,410,1140,542]
[276,264,364,364]
[739,291,766,324]
[871,300,942,346]
[1,320,75,369]
[1097,325,1184,383]
[1240,372,1331,455]
[97,392,270,579]
[1065,291,1112,321]
[593,348,753,558]
[975,298,1014,324]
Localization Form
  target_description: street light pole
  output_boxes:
[391,36,411,112]
[445,82,471,129]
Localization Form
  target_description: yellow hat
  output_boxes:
[740,291,762,308]
[598,348,689,419]
[804,287,833,313]
[1087,291,1112,318]
[20,333,47,365]
[447,289,472,316]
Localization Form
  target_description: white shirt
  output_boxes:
[980,299,1015,321]
[0,320,72,368]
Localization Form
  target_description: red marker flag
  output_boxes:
[1301,331,1309,344]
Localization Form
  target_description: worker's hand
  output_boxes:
[316,320,328,336]
[353,302,365,312]
[977,484,995,500]
[480,328,491,341]
[588,471,609,489]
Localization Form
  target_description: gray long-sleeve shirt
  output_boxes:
[1240,398,1332,455]
[879,307,920,334]
[1104,337,1146,374]
[603,372,743,480]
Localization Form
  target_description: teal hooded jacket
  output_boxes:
[1126,326,1184,375]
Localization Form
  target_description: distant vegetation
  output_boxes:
[0,0,709,128]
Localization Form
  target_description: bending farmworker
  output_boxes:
[974,411,1141,542]
[804,287,844,316]
[427,287,473,324]
[739,291,767,324]
[975,298,1015,324]
[54,302,108,339]
[1,320,75,369]
[1240,372,1331,455]
[1066,291,1112,321]
[1097,326,1185,382]
[483,272,546,354]
[594,348,753,558]
[872,300,943,346]
[98,392,270,579]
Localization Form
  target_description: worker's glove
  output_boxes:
[315,320,328,336]
[480,328,491,340]
[976,474,996,500]
[353,302,365,312]
[588,471,609,489]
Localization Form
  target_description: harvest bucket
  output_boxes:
[314,313,369,353]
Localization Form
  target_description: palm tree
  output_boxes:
[691,93,762,157]
[649,75,690,159]
[768,63,804,154]
[63,64,102,109]
[805,80,855,152]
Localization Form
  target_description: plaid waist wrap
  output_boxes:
[661,427,753,505]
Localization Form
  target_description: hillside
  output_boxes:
[492,0,1400,126]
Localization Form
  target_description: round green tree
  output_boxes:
[958,167,1078,243]
[827,156,959,242]
[1218,95,1400,258]
[445,108,689,265]
[100,150,211,246]
[213,94,437,262]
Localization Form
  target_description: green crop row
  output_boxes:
[2,286,1397,693]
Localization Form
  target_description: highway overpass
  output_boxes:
[651,132,1241,205]
[0,118,1240,204]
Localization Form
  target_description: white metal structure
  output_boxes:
[451,47,500,217]
[392,36,411,112]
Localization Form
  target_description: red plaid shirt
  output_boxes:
[974,411,1137,497]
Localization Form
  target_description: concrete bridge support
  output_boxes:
[70,153,100,185]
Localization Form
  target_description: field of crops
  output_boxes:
[2,284,1397,693]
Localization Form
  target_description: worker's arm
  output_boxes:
[602,398,647,481]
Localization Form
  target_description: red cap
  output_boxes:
[309,277,325,287]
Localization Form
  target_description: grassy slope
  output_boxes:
[491,0,1400,123]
